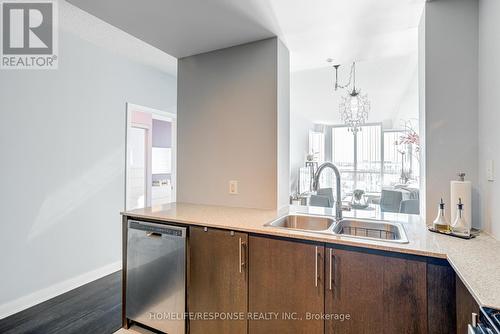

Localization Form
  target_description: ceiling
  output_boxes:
[61,1,178,75]
[291,54,419,126]
[66,0,425,71]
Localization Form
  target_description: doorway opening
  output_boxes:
[125,103,176,210]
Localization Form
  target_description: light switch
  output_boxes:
[229,180,238,194]
[487,160,495,181]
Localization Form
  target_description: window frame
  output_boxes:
[308,130,325,163]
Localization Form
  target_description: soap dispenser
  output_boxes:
[432,198,450,233]
[451,198,470,237]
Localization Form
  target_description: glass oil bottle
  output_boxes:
[433,198,451,233]
[451,198,470,237]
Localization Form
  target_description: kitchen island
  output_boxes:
[122,202,500,333]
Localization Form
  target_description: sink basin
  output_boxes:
[332,218,409,243]
[265,214,409,244]
[267,214,334,231]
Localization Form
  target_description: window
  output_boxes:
[331,124,382,196]
[356,125,382,193]
[331,126,355,194]
[332,127,354,169]
[325,124,420,199]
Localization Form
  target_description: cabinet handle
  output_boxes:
[329,248,336,295]
[471,312,479,327]
[315,246,319,287]
[329,248,333,291]
[239,238,247,273]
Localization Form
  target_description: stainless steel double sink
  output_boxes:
[266,214,409,244]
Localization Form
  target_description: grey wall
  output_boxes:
[277,40,290,209]
[177,38,290,210]
[421,0,479,225]
[418,10,427,218]
[478,0,500,239]
[0,22,176,314]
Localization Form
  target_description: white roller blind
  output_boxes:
[152,147,172,174]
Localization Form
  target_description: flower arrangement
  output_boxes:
[392,120,420,184]
[351,189,368,209]
[353,189,365,201]
[397,120,420,161]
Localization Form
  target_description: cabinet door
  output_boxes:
[249,236,324,334]
[427,259,456,334]
[325,246,427,334]
[325,247,384,333]
[383,253,427,333]
[456,275,479,334]
[188,227,248,334]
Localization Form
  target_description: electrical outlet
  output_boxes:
[229,180,238,194]
[487,160,495,181]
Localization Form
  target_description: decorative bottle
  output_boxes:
[432,198,450,233]
[451,198,470,237]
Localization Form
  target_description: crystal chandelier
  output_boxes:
[330,61,370,133]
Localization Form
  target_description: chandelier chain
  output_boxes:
[334,62,355,91]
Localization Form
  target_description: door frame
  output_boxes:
[125,103,177,210]
[127,123,150,210]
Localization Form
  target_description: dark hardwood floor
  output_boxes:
[0,271,122,334]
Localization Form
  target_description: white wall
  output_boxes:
[478,0,500,239]
[289,112,313,194]
[421,0,479,226]
[177,38,290,210]
[0,3,176,318]
[392,68,419,128]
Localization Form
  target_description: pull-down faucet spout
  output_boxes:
[312,162,343,221]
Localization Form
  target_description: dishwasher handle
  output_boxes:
[128,220,186,238]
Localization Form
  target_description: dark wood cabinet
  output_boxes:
[123,217,466,334]
[325,246,427,334]
[188,226,248,334]
[383,252,427,333]
[248,236,325,334]
[325,247,384,333]
[186,227,462,334]
[456,274,480,334]
[427,258,457,334]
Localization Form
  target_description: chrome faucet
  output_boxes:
[312,162,343,221]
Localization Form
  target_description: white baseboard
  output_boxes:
[0,261,122,320]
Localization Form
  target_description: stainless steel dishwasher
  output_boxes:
[126,220,186,334]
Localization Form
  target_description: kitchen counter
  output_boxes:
[122,202,500,310]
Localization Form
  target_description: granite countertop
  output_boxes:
[122,202,500,310]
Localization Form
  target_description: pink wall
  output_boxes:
[131,110,152,127]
